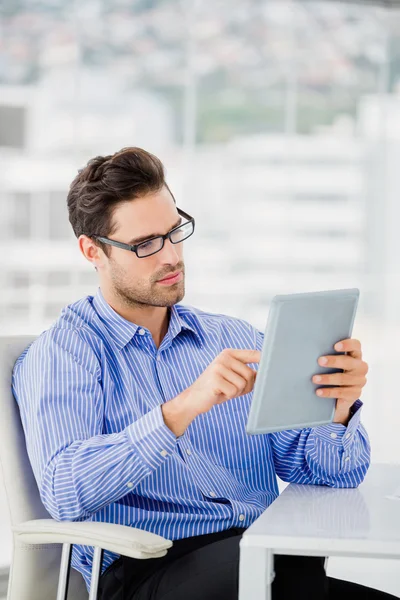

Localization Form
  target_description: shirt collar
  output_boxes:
[92,287,204,350]
[169,304,204,348]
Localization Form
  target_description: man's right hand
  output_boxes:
[161,349,261,437]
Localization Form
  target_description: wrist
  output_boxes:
[161,389,199,438]
[333,408,351,427]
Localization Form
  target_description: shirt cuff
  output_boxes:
[312,399,363,448]
[124,405,177,471]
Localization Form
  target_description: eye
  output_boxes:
[139,239,157,250]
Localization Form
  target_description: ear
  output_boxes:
[78,235,104,269]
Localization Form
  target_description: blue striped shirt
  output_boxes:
[12,288,370,590]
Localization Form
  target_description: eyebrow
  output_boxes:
[127,217,182,245]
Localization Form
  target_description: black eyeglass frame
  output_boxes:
[92,208,195,258]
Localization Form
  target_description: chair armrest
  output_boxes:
[13,519,173,560]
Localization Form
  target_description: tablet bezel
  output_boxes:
[246,288,360,435]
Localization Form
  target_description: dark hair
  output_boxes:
[67,146,174,256]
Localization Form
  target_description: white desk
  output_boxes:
[239,463,400,600]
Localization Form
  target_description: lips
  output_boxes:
[158,271,182,283]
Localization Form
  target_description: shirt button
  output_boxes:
[156,355,161,362]
[344,456,350,462]
[127,482,133,488]
[138,328,146,336]
[345,433,351,440]
[330,433,338,439]
[161,450,168,457]
[186,449,192,455]
[239,514,245,522]
[209,492,216,497]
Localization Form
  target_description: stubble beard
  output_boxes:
[110,261,186,310]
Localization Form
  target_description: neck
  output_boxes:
[100,286,170,349]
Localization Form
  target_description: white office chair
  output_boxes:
[0,336,173,600]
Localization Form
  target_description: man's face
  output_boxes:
[103,187,186,309]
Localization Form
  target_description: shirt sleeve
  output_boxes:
[255,330,371,488]
[12,328,178,521]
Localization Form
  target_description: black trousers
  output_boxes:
[98,528,399,600]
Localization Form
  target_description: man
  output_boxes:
[12,147,395,600]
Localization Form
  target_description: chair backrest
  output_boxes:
[0,336,48,525]
[0,336,88,600]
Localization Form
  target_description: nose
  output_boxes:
[158,238,181,266]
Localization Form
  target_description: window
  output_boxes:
[2,0,400,468]
[47,271,71,287]
[49,192,72,240]
[12,193,31,239]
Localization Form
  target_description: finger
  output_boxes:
[312,373,367,387]
[216,364,248,398]
[315,386,362,400]
[334,338,362,360]
[226,357,257,393]
[318,355,366,372]
[212,369,240,401]
[220,349,261,365]
[241,369,257,396]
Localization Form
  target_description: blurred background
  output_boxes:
[1,0,400,596]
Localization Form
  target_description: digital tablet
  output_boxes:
[246,288,360,435]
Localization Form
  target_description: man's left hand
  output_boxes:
[312,339,368,426]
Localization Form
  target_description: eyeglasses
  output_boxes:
[92,208,195,259]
